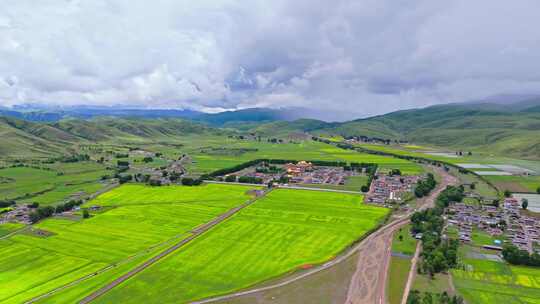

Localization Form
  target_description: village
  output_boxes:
[223,160,362,187]
[365,172,421,205]
[446,197,540,254]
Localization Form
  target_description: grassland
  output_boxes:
[93,188,389,303]
[0,163,110,205]
[485,175,540,193]
[0,184,256,304]
[387,224,417,304]
[452,259,540,303]
[182,139,423,175]
[392,224,417,256]
[387,257,411,304]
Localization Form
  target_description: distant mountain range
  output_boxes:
[1,95,540,159]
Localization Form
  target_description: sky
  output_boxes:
[1,0,540,120]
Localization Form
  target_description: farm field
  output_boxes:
[356,143,540,174]
[93,188,389,304]
[387,257,411,304]
[452,259,540,303]
[0,163,110,205]
[0,223,24,237]
[0,184,256,304]
[177,139,423,175]
[485,175,540,193]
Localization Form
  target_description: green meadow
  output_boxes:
[184,139,423,175]
[0,163,110,205]
[0,184,256,304]
[93,188,389,303]
[452,259,540,303]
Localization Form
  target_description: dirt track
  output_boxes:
[345,167,458,304]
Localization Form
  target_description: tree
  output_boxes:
[399,235,404,242]
[504,190,512,198]
[537,186,540,194]
[470,183,476,190]
[361,185,369,193]
[82,209,90,219]
[143,156,153,163]
[522,198,529,210]
[181,177,194,186]
[225,175,237,182]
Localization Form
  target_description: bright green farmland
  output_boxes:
[452,259,540,303]
[96,189,389,303]
[179,139,423,175]
[0,184,256,304]
[0,223,24,237]
[0,164,110,205]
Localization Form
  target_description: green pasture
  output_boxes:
[452,259,540,303]
[387,256,411,304]
[392,224,417,256]
[169,139,423,175]
[0,184,255,304]
[0,164,110,205]
[485,175,540,193]
[94,188,389,303]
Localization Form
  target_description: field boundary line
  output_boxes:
[77,188,271,304]
[0,225,31,240]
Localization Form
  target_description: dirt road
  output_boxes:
[345,166,458,304]
[401,241,421,304]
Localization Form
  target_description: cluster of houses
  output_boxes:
[285,162,353,185]
[227,161,360,187]
[503,198,540,254]
[446,198,540,254]
[366,173,420,204]
[0,205,32,224]
[447,203,503,246]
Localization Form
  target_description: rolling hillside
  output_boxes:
[2,100,540,160]
[0,117,221,159]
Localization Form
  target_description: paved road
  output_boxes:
[75,190,270,304]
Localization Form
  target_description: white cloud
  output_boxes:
[1,0,540,119]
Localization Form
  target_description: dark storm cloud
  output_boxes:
[1,0,540,119]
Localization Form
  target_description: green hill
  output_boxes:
[0,117,219,159]
[324,105,540,159]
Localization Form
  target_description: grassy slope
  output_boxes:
[94,189,389,304]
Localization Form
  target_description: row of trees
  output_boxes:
[502,244,540,266]
[29,199,84,223]
[224,175,264,184]
[411,185,465,277]
[414,173,437,198]
[0,200,16,208]
[407,290,463,304]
